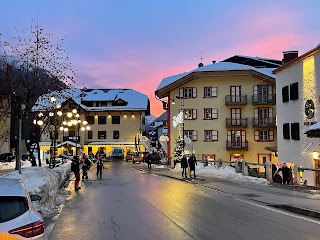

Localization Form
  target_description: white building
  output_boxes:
[274,45,320,186]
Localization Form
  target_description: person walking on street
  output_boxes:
[181,155,188,178]
[71,156,81,190]
[147,153,153,169]
[188,154,197,178]
[278,163,292,185]
[82,156,91,181]
[96,157,104,179]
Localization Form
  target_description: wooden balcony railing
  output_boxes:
[252,117,276,127]
[226,140,248,150]
[225,95,247,105]
[226,118,248,128]
[252,94,276,105]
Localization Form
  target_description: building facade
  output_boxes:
[156,61,279,169]
[274,45,320,186]
[32,88,150,159]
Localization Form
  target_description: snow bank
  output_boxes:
[0,160,31,170]
[3,162,71,217]
[171,163,270,186]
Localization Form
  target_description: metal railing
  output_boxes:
[252,94,276,105]
[252,117,276,127]
[226,118,248,128]
[225,95,247,105]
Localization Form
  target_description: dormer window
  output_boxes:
[112,99,127,106]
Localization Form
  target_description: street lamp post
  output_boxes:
[16,102,26,174]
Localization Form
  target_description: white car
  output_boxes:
[0,178,45,239]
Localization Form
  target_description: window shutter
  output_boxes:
[227,131,232,141]
[268,85,273,94]
[213,109,216,118]
[253,85,258,94]
[283,123,290,139]
[193,109,197,119]
[254,108,258,118]
[193,87,197,98]
[213,131,218,141]
[193,130,197,141]
[269,130,274,141]
[179,88,183,97]
[241,131,246,142]
[282,86,289,102]
[254,130,260,141]
[269,108,273,117]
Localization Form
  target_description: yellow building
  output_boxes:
[156,61,279,168]
[32,88,150,160]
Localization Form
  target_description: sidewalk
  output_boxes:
[134,165,320,220]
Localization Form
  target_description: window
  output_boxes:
[184,130,197,141]
[254,130,274,142]
[98,131,106,139]
[87,131,93,140]
[290,82,299,100]
[202,154,215,161]
[113,131,120,139]
[86,116,94,125]
[204,130,218,141]
[282,86,289,102]
[204,87,217,98]
[112,116,120,124]
[204,108,218,120]
[0,196,28,223]
[69,131,75,137]
[291,122,300,140]
[184,109,197,120]
[98,116,106,124]
[283,123,290,139]
[180,87,197,98]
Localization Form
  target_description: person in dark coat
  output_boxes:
[147,153,152,169]
[188,154,197,178]
[82,156,91,181]
[181,155,188,178]
[278,163,292,185]
[272,170,282,183]
[96,157,104,179]
[71,156,81,190]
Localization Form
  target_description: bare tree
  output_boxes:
[0,20,77,166]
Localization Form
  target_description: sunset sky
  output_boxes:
[1,0,320,117]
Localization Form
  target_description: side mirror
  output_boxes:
[30,194,41,202]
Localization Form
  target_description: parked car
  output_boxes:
[0,152,15,162]
[125,153,134,162]
[132,152,145,164]
[0,178,45,239]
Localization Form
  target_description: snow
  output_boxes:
[1,161,71,218]
[156,62,276,91]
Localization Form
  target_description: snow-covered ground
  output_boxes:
[0,161,71,218]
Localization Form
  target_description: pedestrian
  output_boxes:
[278,163,292,185]
[96,156,104,179]
[82,156,91,181]
[188,154,197,178]
[147,153,153,169]
[181,155,188,178]
[272,170,282,183]
[71,156,81,190]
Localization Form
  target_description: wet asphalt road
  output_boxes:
[48,161,320,240]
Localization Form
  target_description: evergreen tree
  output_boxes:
[173,125,184,163]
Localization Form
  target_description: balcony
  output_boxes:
[225,95,247,106]
[252,94,276,105]
[226,118,248,128]
[252,117,276,128]
[226,140,248,150]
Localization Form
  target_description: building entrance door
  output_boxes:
[315,160,320,186]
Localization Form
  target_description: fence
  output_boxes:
[203,158,320,186]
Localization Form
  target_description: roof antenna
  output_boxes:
[198,52,204,67]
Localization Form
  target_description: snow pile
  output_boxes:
[0,160,31,170]
[171,163,270,186]
[3,162,71,217]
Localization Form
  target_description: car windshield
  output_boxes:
[0,196,28,223]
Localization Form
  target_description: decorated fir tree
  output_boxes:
[173,125,184,163]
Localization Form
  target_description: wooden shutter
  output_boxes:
[253,85,258,95]
[269,130,274,141]
[268,108,273,117]
[179,88,183,97]
[193,130,197,141]
[254,130,260,141]
[268,85,273,94]
[212,108,218,119]
[192,109,197,119]
[193,87,197,98]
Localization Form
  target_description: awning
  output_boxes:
[56,141,81,148]
[264,146,277,153]
[88,141,142,146]
[305,122,320,138]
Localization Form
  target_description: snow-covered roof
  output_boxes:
[32,88,149,112]
[230,55,282,66]
[156,62,276,92]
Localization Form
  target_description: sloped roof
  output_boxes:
[32,88,149,112]
[155,61,276,98]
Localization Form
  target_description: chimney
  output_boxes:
[282,51,298,64]
[198,62,204,67]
